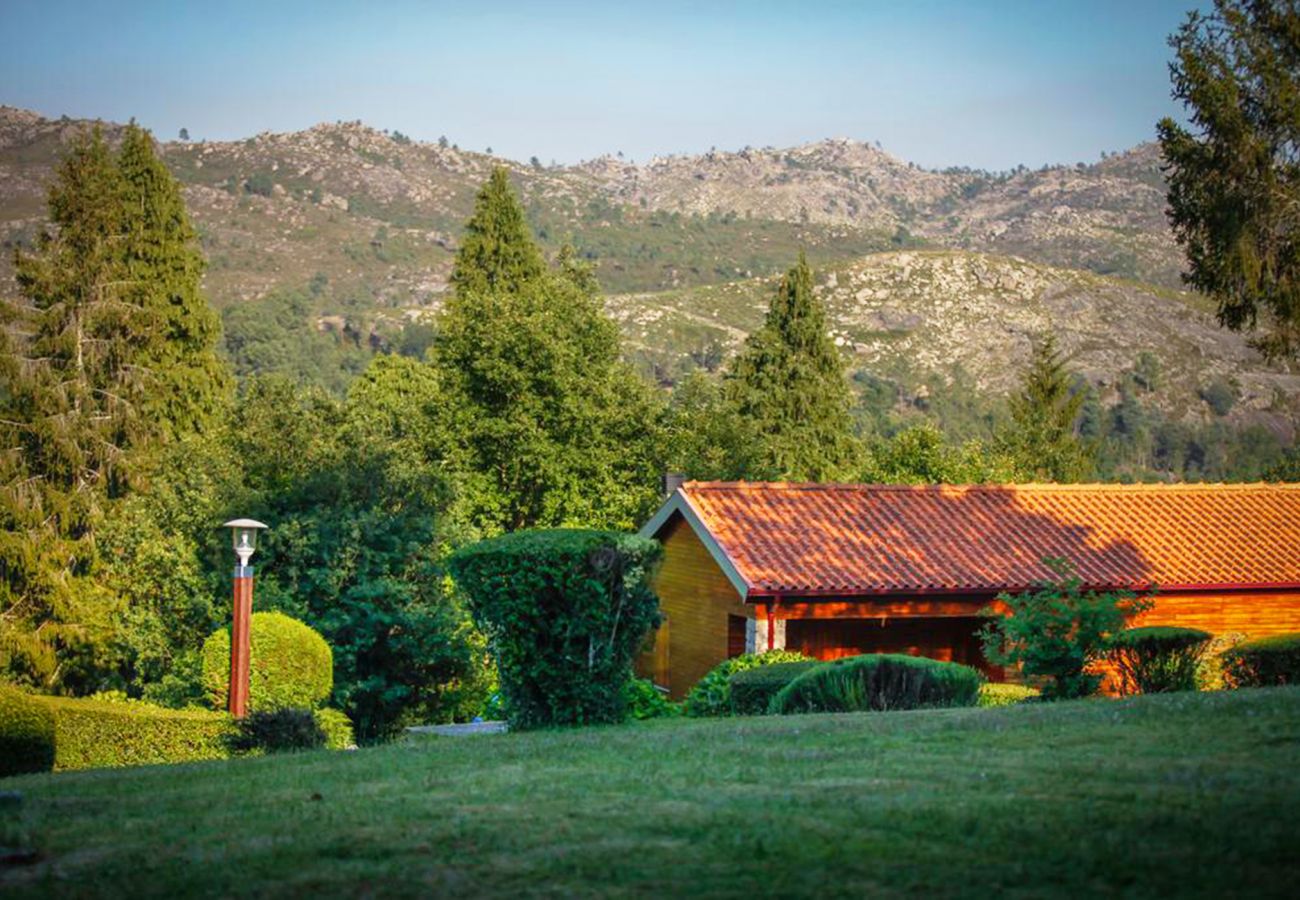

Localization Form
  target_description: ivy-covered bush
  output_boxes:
[728,661,823,715]
[624,677,680,720]
[0,684,56,778]
[976,683,1040,708]
[684,650,813,717]
[772,654,983,715]
[1108,626,1211,694]
[447,529,662,730]
[200,612,333,713]
[1221,633,1300,688]
[41,696,233,771]
[227,708,326,755]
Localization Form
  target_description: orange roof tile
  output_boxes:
[643,482,1300,597]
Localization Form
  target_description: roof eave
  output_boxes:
[639,489,751,600]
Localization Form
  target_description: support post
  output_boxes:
[229,565,254,718]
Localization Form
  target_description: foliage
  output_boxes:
[1196,632,1248,690]
[0,684,56,777]
[1108,626,1211,695]
[449,166,545,297]
[39,694,233,771]
[1158,0,1300,359]
[1200,376,1240,416]
[727,660,823,715]
[200,611,333,713]
[315,707,355,749]
[1220,633,1300,688]
[227,707,326,755]
[0,124,230,691]
[723,252,860,480]
[682,650,814,717]
[976,682,1041,707]
[447,530,663,730]
[862,424,1026,484]
[771,653,984,714]
[980,559,1155,700]
[623,677,680,720]
[996,334,1093,481]
[660,371,755,480]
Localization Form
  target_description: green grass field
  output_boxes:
[3,688,1298,898]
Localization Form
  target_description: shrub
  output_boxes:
[728,661,823,715]
[1197,632,1247,690]
[624,677,679,720]
[200,612,333,713]
[0,685,56,778]
[977,683,1041,708]
[315,708,355,749]
[447,530,663,730]
[227,708,326,755]
[1109,626,1211,695]
[41,696,233,771]
[980,558,1155,700]
[772,654,984,715]
[683,650,813,717]
[1220,633,1300,688]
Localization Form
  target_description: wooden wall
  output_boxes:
[1136,591,1300,638]
[638,515,751,698]
[785,616,998,677]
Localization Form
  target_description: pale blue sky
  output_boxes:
[0,0,1203,170]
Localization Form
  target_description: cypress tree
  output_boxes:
[724,252,859,481]
[997,334,1093,482]
[449,166,545,296]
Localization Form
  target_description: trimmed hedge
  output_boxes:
[1221,633,1300,688]
[0,684,56,778]
[201,611,333,713]
[448,529,663,730]
[772,654,984,715]
[1109,626,1211,695]
[41,696,233,771]
[977,683,1040,708]
[684,651,814,717]
[728,661,823,716]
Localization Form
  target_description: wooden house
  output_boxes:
[636,481,1300,697]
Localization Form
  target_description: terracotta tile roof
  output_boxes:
[658,482,1300,596]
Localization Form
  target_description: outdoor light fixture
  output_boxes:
[222,518,268,718]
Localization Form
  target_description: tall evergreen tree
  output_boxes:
[434,170,662,534]
[997,334,1093,482]
[723,252,859,481]
[448,166,545,297]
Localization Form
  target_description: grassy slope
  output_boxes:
[3,688,1299,898]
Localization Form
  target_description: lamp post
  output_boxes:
[222,518,268,718]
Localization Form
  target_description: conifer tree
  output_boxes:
[996,334,1093,482]
[723,252,859,481]
[448,166,545,297]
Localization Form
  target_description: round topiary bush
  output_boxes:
[684,650,814,717]
[728,661,823,716]
[772,653,983,715]
[1108,626,1212,695]
[1220,633,1300,688]
[201,611,333,713]
[0,684,55,778]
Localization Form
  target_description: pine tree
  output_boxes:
[723,252,859,481]
[434,171,662,534]
[997,334,1093,482]
[448,166,545,297]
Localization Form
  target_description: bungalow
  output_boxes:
[636,481,1300,698]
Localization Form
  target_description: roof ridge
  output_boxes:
[681,480,1300,492]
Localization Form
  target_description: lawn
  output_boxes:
[3,688,1298,898]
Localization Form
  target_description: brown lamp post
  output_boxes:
[222,518,268,719]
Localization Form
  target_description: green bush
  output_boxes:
[684,650,813,717]
[41,696,233,771]
[977,683,1041,708]
[200,612,333,713]
[1197,632,1247,690]
[772,654,984,715]
[315,708,355,749]
[624,677,680,720]
[1221,633,1300,688]
[447,530,663,730]
[728,661,823,715]
[1109,626,1211,694]
[227,709,325,755]
[0,684,56,778]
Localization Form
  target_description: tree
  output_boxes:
[997,334,1093,481]
[448,166,545,297]
[723,252,859,481]
[1158,0,1300,359]
[178,128,189,141]
[661,371,754,481]
[861,425,1025,484]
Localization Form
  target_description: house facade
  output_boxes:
[637,481,1300,698]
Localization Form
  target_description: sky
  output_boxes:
[0,0,1205,171]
